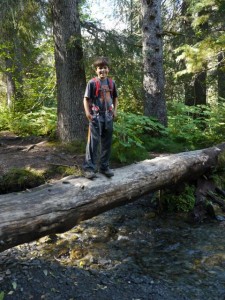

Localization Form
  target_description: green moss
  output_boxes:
[0,168,45,194]
[44,165,82,179]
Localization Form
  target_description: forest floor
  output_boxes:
[0,132,219,300]
[0,131,85,184]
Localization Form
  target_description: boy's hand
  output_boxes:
[86,113,93,121]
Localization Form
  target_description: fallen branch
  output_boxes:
[25,144,36,152]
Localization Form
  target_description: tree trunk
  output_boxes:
[141,0,167,127]
[5,58,15,109]
[0,144,224,252]
[184,74,195,106]
[4,35,24,110]
[51,0,87,142]
[181,1,207,107]
[218,51,225,101]
[185,71,207,106]
[13,34,24,107]
[193,70,207,105]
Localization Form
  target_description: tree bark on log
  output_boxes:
[0,145,224,252]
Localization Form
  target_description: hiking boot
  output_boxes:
[84,170,97,179]
[100,168,114,178]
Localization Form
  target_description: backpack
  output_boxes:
[92,77,114,98]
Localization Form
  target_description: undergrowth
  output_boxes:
[161,185,196,212]
[1,102,225,163]
[0,106,57,136]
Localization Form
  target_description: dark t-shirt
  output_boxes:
[84,77,118,111]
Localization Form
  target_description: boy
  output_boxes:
[83,57,118,179]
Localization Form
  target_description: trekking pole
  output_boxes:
[92,103,102,165]
[103,88,108,130]
[97,110,102,165]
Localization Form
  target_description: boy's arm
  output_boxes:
[83,97,92,121]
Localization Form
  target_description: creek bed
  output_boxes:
[0,195,225,299]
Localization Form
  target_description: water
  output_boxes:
[67,196,225,299]
[2,195,225,299]
[138,218,225,299]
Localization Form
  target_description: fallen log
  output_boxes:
[0,145,224,252]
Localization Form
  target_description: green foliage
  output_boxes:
[112,112,166,163]
[202,103,225,144]
[0,291,4,300]
[141,102,225,154]
[163,185,196,212]
[167,102,208,149]
[174,0,225,78]
[163,0,225,104]
[22,39,56,111]
[144,136,187,153]
[167,102,225,149]
[0,168,45,194]
[0,107,11,131]
[0,106,57,136]
[0,0,55,112]
[111,101,225,164]
[175,43,209,75]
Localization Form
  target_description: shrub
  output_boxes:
[162,185,196,212]
[112,112,166,163]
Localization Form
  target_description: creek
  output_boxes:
[37,195,225,300]
[1,195,225,299]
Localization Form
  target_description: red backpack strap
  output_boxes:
[108,78,114,97]
[108,78,113,90]
[92,77,101,97]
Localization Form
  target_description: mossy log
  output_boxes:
[0,145,224,252]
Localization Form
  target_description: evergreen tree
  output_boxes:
[175,0,225,104]
[0,0,47,110]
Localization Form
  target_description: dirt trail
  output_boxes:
[0,132,83,179]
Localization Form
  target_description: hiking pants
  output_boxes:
[83,115,113,172]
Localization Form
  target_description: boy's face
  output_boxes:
[96,65,109,80]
